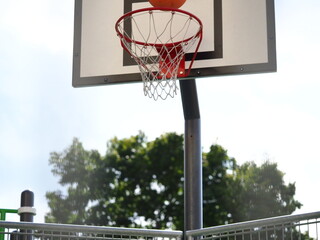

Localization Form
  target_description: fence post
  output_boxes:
[18,190,36,240]
[18,190,36,223]
[0,209,18,240]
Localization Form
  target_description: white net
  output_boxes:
[116,8,202,100]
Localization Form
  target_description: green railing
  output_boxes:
[0,209,18,240]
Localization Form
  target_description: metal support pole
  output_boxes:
[0,209,18,240]
[19,190,35,223]
[18,190,36,240]
[180,79,203,235]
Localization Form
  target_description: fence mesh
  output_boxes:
[0,222,182,240]
[1,212,320,240]
[186,212,320,240]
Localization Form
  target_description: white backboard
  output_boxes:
[72,0,276,87]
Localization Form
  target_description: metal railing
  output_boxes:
[0,209,18,240]
[0,221,182,240]
[1,211,320,240]
[186,211,320,240]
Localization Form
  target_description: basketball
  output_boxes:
[149,0,186,8]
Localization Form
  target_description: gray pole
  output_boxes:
[180,79,203,235]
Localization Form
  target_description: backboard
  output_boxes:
[72,0,276,87]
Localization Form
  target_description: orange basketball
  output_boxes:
[149,0,186,8]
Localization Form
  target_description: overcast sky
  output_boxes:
[1,0,320,224]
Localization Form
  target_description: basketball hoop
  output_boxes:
[115,7,203,100]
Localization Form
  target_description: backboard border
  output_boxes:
[72,0,276,88]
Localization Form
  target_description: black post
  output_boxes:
[19,190,35,222]
[10,231,18,240]
[180,79,203,236]
[18,190,36,240]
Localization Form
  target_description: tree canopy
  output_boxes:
[46,132,301,229]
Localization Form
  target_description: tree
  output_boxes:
[45,138,100,224]
[202,144,237,226]
[46,132,301,229]
[229,161,302,222]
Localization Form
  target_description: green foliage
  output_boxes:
[230,162,302,222]
[46,132,301,229]
[46,138,100,224]
[202,145,236,227]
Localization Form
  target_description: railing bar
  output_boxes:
[316,219,318,240]
[186,211,320,237]
[265,226,267,240]
[190,221,318,238]
[0,222,182,238]
[298,223,301,240]
[2,211,320,240]
[295,219,320,226]
[0,232,180,240]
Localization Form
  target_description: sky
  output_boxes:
[0,0,320,224]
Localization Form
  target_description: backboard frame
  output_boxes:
[72,0,276,88]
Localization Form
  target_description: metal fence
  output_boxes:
[0,221,182,240]
[1,211,320,240]
[186,212,320,240]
